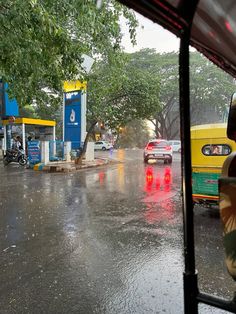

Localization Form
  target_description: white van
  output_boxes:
[169,140,181,153]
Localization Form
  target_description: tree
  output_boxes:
[130,49,236,139]
[75,55,160,163]
[116,120,151,148]
[189,53,235,125]
[0,0,138,108]
[128,49,179,139]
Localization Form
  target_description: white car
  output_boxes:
[144,139,173,164]
[169,140,181,153]
[94,141,113,151]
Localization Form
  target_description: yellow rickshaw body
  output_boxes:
[191,123,236,204]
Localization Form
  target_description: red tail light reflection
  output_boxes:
[144,166,172,193]
[164,167,171,184]
[164,167,172,192]
[165,146,171,150]
[145,167,154,191]
[225,20,233,33]
[143,166,174,224]
[99,171,105,185]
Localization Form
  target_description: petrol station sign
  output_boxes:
[64,91,82,148]
[63,81,87,149]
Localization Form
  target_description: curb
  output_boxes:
[32,159,110,172]
[33,163,45,171]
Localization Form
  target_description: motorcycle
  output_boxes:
[3,149,27,166]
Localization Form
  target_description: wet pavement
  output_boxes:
[0,149,235,313]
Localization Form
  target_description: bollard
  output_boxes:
[41,141,49,164]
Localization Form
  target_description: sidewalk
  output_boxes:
[33,158,111,172]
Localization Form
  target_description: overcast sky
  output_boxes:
[121,12,180,53]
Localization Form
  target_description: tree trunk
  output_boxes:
[74,121,97,165]
[114,131,120,148]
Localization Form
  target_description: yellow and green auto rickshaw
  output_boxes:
[191,123,236,205]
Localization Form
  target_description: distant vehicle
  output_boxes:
[169,140,181,153]
[94,141,113,151]
[143,139,173,164]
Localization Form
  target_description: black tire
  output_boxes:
[144,158,148,163]
[168,157,173,164]
[3,157,9,166]
[164,159,168,164]
[19,157,27,166]
[102,147,106,151]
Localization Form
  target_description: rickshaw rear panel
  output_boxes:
[191,123,236,204]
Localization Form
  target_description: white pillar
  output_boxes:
[53,125,56,141]
[85,142,94,161]
[81,90,87,143]
[41,141,49,164]
[22,123,26,151]
[64,141,71,162]
[52,126,56,156]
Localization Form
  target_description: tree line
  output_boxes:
[1,1,235,152]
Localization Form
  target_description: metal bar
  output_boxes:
[62,93,65,141]
[22,123,26,151]
[81,90,87,143]
[179,29,198,314]
[197,292,236,313]
[53,125,56,142]
[3,125,7,151]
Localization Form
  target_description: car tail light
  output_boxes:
[165,146,171,150]
[147,145,153,150]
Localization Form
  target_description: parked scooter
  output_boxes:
[3,149,27,166]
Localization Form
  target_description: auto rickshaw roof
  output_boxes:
[118,0,236,77]
[191,123,228,139]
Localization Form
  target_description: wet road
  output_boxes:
[0,149,235,313]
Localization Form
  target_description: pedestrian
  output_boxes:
[15,136,23,150]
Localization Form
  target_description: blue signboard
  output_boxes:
[0,81,19,118]
[28,141,41,164]
[64,91,81,149]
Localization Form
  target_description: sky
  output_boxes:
[121,12,180,54]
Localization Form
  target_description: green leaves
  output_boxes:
[87,52,160,131]
[0,0,137,110]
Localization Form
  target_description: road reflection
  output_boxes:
[144,165,172,194]
[143,165,176,224]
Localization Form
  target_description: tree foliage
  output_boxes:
[75,53,160,163]
[129,49,236,139]
[117,119,150,148]
[0,0,138,108]
[87,54,160,130]
[189,53,235,125]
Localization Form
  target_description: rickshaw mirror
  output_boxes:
[227,92,236,141]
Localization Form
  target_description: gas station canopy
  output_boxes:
[2,117,56,151]
[2,117,56,127]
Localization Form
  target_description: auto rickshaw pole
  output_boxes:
[179,28,198,314]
